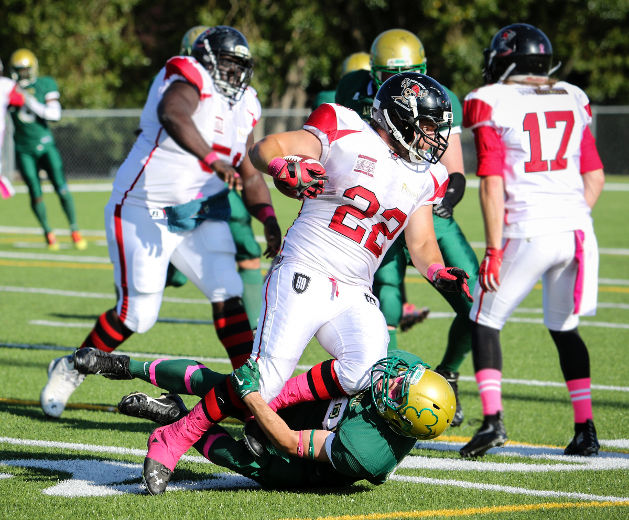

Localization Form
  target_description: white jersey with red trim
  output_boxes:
[280,103,449,286]
[111,56,261,209]
[464,81,595,237]
[0,77,22,164]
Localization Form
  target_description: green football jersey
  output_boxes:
[335,69,463,128]
[10,76,59,153]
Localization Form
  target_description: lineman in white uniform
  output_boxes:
[141,73,474,487]
[0,60,24,197]
[460,23,605,458]
[40,26,281,418]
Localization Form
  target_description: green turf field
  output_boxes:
[0,177,628,519]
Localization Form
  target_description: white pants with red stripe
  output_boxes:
[104,201,242,333]
[470,225,598,331]
[252,258,389,402]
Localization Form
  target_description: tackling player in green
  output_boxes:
[72,346,455,492]
[335,29,479,427]
[8,49,87,250]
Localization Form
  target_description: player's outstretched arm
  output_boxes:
[231,361,331,462]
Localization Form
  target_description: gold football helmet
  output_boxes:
[370,356,455,439]
[9,49,38,87]
[341,51,370,76]
[370,29,427,88]
[180,25,210,56]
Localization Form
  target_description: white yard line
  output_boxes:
[1,341,628,393]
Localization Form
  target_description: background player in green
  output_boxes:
[8,49,87,251]
[164,26,270,329]
[311,51,370,111]
[335,28,479,427]
[72,346,455,493]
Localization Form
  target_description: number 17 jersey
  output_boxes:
[463,81,603,238]
[280,103,448,286]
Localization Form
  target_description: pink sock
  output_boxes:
[146,400,214,471]
[566,378,593,423]
[199,431,229,461]
[476,368,503,415]
[268,372,315,412]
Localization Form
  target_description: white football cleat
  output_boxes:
[40,354,85,418]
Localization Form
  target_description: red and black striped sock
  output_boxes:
[306,359,347,400]
[213,297,253,369]
[80,308,133,352]
[200,377,247,423]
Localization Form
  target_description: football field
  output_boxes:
[0,177,628,519]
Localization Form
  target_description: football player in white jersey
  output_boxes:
[40,26,282,418]
[141,72,474,489]
[460,23,605,458]
[0,59,25,198]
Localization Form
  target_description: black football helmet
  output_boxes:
[483,23,553,84]
[191,26,253,102]
[371,72,452,164]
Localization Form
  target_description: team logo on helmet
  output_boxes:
[496,29,516,56]
[391,77,428,111]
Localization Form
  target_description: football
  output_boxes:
[272,154,322,200]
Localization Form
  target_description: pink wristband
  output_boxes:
[427,263,445,282]
[297,430,304,458]
[203,151,220,167]
[253,204,276,223]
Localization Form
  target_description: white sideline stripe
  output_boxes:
[5,286,629,314]
[389,474,628,502]
[2,225,629,257]
[2,341,628,393]
[1,436,627,502]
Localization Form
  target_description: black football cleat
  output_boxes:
[143,457,173,495]
[243,420,267,458]
[73,347,132,380]
[459,412,507,458]
[399,304,430,332]
[564,419,600,456]
[436,368,464,427]
[118,392,188,425]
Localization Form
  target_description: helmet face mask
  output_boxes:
[370,29,427,89]
[370,357,455,439]
[371,72,452,164]
[191,26,253,103]
[9,49,38,88]
[483,23,553,84]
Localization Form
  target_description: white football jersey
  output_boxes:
[0,77,21,165]
[464,81,598,237]
[111,56,261,209]
[280,103,449,286]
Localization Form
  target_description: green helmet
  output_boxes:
[341,51,370,76]
[180,25,210,56]
[370,29,427,88]
[9,48,38,87]
[370,356,455,439]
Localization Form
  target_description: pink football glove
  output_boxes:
[478,247,503,292]
[268,155,328,199]
[428,264,473,302]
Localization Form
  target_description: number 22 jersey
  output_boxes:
[279,103,449,286]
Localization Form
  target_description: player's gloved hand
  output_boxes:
[478,247,503,292]
[263,217,282,258]
[268,156,328,199]
[428,264,473,302]
[230,359,260,400]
